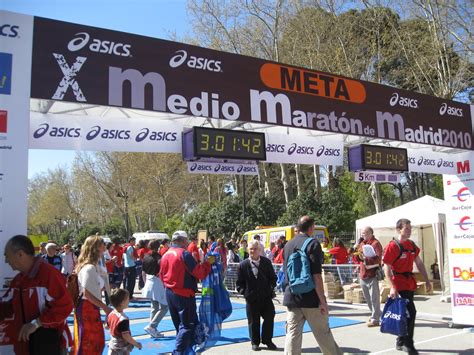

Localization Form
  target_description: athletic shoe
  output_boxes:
[367,320,380,327]
[144,325,159,338]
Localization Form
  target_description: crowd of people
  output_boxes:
[0,216,431,355]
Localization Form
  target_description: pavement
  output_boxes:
[117,290,473,355]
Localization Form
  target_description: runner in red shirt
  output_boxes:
[383,218,431,355]
[187,235,200,262]
[109,241,124,288]
[328,238,349,264]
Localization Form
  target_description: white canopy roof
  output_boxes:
[356,195,446,230]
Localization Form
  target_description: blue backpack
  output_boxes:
[287,237,315,294]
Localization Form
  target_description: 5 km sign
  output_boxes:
[354,171,400,183]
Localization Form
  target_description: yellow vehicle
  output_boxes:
[29,234,49,253]
[242,225,330,250]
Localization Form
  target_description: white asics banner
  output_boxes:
[29,112,183,153]
[408,148,466,174]
[443,151,474,326]
[0,11,33,354]
[187,161,259,175]
[265,133,343,165]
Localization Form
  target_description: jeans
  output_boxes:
[124,266,136,298]
[149,300,169,330]
[165,288,198,355]
[360,276,381,322]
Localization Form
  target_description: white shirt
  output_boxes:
[78,264,104,300]
[250,257,260,278]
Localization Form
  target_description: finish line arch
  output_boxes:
[1,11,473,333]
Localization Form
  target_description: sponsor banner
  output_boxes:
[0,11,33,353]
[407,148,460,174]
[453,293,474,307]
[29,113,182,153]
[30,17,473,150]
[443,151,474,325]
[265,133,343,165]
[187,161,258,175]
[354,171,400,183]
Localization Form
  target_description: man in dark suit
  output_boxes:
[237,240,277,351]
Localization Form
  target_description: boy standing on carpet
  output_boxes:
[107,289,142,354]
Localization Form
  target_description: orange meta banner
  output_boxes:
[260,63,366,104]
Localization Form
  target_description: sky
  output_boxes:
[1,0,191,178]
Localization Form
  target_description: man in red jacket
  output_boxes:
[160,231,214,355]
[0,235,73,355]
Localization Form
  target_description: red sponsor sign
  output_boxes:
[0,110,7,133]
[453,293,474,306]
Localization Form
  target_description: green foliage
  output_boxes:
[246,191,286,228]
[317,188,358,234]
[277,190,321,226]
[182,203,215,236]
[162,214,182,237]
[75,224,101,244]
[103,219,126,239]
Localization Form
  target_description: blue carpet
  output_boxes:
[67,301,247,324]
[104,307,284,340]
[103,317,362,354]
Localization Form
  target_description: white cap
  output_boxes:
[172,230,188,241]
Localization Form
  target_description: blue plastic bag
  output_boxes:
[197,252,232,351]
[380,297,409,336]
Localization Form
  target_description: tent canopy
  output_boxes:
[356,195,446,231]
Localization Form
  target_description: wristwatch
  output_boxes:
[30,318,41,329]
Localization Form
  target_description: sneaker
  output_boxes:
[144,325,159,338]
[367,320,380,327]
[251,344,260,351]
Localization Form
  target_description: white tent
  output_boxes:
[355,195,448,294]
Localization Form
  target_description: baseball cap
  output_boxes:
[172,230,188,241]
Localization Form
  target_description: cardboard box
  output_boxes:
[323,272,336,283]
[324,281,342,299]
[351,288,366,303]
[415,282,434,295]
[344,290,353,303]
[380,286,390,303]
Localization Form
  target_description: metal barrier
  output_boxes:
[224,262,360,296]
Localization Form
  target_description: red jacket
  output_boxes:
[0,257,73,354]
[110,244,124,267]
[160,247,211,297]
[187,241,200,262]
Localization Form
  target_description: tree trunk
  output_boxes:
[369,182,382,213]
[328,166,335,190]
[313,165,322,198]
[262,164,271,197]
[280,163,293,206]
[295,164,303,197]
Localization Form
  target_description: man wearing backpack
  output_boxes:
[383,219,431,355]
[283,216,342,355]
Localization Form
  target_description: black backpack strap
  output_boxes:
[391,239,417,264]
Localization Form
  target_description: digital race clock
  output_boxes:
[348,144,408,172]
[182,127,266,161]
